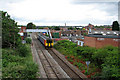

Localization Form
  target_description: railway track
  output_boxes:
[48,49,83,79]
[32,33,87,79]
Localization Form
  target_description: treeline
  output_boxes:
[54,40,120,79]
[1,11,38,78]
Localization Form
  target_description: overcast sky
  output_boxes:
[0,0,119,26]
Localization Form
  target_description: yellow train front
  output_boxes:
[38,33,54,48]
[44,39,54,48]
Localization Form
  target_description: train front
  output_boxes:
[45,39,54,48]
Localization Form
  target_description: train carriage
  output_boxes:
[38,33,54,48]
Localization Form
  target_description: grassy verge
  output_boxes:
[2,44,39,78]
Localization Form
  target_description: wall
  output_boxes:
[84,36,119,48]
[96,38,119,48]
[84,36,96,47]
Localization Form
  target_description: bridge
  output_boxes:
[26,29,52,39]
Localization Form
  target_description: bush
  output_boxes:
[16,44,30,57]
[101,48,120,79]
[75,46,95,61]
[25,38,32,44]
[54,40,77,55]
[3,62,38,78]
[54,40,119,79]
[2,48,39,78]
[92,49,108,67]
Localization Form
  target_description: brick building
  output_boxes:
[84,34,120,48]
[18,26,26,40]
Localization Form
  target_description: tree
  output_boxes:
[26,22,36,29]
[1,11,22,48]
[112,21,119,31]
[54,26,60,30]
[68,27,73,30]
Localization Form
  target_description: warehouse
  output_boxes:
[84,34,120,48]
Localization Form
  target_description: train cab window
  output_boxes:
[47,39,52,43]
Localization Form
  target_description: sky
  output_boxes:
[0,0,119,26]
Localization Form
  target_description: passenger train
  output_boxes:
[38,33,54,48]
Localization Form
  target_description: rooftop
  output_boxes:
[87,34,120,39]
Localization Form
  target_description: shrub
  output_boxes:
[54,40,119,79]
[101,48,120,79]
[2,48,39,78]
[75,46,95,61]
[16,44,30,57]
[25,38,32,44]
[2,62,38,78]
[101,65,120,79]
[54,40,77,55]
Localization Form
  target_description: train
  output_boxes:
[38,33,54,48]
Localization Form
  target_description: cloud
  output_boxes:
[0,0,118,26]
[71,0,119,3]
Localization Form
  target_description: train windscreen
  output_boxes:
[47,39,52,43]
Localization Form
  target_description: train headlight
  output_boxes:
[51,43,53,46]
[46,43,48,46]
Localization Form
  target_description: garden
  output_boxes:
[54,40,120,79]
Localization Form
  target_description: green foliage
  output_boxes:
[1,11,38,78]
[83,33,87,36]
[112,21,119,31]
[54,40,119,78]
[101,65,119,79]
[101,47,120,78]
[45,34,49,37]
[92,49,108,67]
[68,27,73,30]
[27,22,36,29]
[2,47,38,78]
[48,26,52,29]
[54,40,77,51]
[75,46,95,61]
[54,26,60,30]
[18,25,27,27]
[94,25,105,28]
[38,27,43,29]
[25,38,32,44]
[16,44,30,57]
[1,11,22,48]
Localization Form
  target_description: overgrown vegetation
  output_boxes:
[2,45,38,78]
[25,38,32,44]
[1,11,38,78]
[54,40,120,79]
